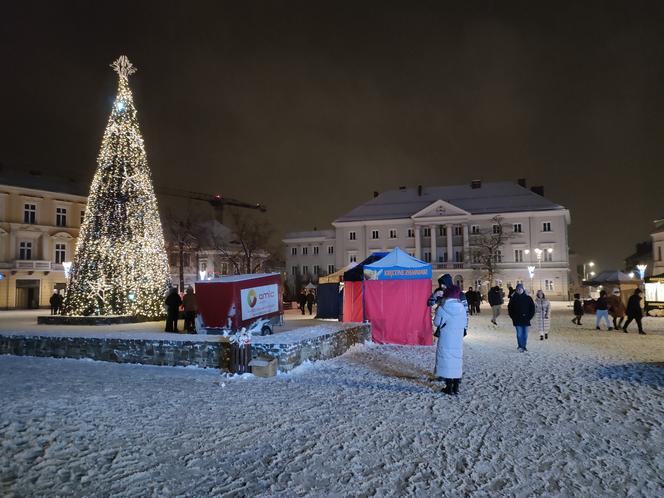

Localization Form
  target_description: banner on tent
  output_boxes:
[364,267,432,281]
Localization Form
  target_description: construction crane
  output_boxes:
[158,187,267,223]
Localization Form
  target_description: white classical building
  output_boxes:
[651,218,664,276]
[284,180,572,299]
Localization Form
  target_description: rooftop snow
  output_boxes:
[334,181,565,222]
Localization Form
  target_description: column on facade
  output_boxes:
[430,225,436,265]
[415,226,421,259]
[446,223,453,268]
[41,234,49,262]
[462,223,470,266]
[9,231,16,262]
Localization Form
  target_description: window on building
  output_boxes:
[389,229,397,239]
[371,230,379,240]
[349,254,357,263]
[471,225,480,234]
[327,245,334,254]
[54,243,66,264]
[423,227,431,237]
[514,249,524,263]
[313,246,319,255]
[291,266,298,275]
[183,254,191,267]
[513,223,522,233]
[407,228,415,238]
[659,246,662,261]
[168,253,178,266]
[423,251,431,263]
[438,226,445,236]
[313,265,320,275]
[441,226,447,236]
[493,250,502,263]
[455,251,462,262]
[302,247,308,255]
[407,250,415,257]
[544,250,553,262]
[492,224,502,234]
[19,241,32,260]
[472,253,481,264]
[442,252,448,262]
[302,265,309,275]
[56,207,67,227]
[475,279,482,289]
[24,204,36,224]
[545,279,555,292]
[454,226,463,236]
[349,231,356,240]
[327,264,335,274]
[291,247,297,256]
[80,210,85,225]
[542,222,552,232]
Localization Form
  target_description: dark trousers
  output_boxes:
[623,315,643,333]
[573,314,583,324]
[184,311,196,333]
[612,316,624,330]
[165,309,179,332]
[307,303,313,315]
[50,306,58,315]
[300,303,305,315]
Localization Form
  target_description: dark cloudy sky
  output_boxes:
[2,1,663,271]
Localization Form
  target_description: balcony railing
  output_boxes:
[14,260,52,271]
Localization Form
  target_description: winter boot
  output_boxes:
[452,379,460,395]
[442,380,453,395]
[639,331,646,335]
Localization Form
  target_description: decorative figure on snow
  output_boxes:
[62,56,170,317]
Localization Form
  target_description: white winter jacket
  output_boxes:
[433,298,466,379]
[534,298,551,334]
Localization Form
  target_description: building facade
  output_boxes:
[651,219,664,276]
[0,178,86,309]
[284,181,572,299]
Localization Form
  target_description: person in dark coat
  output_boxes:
[298,289,307,315]
[429,274,468,315]
[507,286,515,300]
[306,290,316,315]
[572,293,584,325]
[182,287,198,333]
[49,291,61,315]
[594,290,612,330]
[623,289,646,334]
[164,287,182,332]
[488,285,504,325]
[467,287,476,315]
[508,283,535,352]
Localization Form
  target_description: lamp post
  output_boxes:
[583,261,595,281]
[636,264,647,280]
[524,247,553,291]
[527,265,536,294]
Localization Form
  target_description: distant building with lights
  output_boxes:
[0,169,87,309]
[283,180,572,300]
[651,218,664,276]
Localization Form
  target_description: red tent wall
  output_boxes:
[364,279,432,345]
[342,281,364,322]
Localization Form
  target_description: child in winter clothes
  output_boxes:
[572,293,584,325]
[534,290,551,340]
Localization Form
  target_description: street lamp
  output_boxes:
[527,265,536,294]
[583,261,595,281]
[636,264,647,280]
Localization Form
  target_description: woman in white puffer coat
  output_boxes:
[433,286,467,395]
[534,290,551,340]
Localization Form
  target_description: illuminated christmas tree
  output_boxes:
[63,56,170,318]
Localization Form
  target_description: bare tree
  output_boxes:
[162,206,206,290]
[212,208,275,274]
[470,215,513,286]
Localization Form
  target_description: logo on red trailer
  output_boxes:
[247,289,258,308]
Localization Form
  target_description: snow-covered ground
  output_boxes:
[1,309,663,497]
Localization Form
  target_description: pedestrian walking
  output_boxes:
[467,287,476,315]
[572,293,584,325]
[488,285,503,325]
[508,283,535,352]
[534,290,551,340]
[297,289,307,315]
[164,287,182,332]
[182,286,198,333]
[595,290,612,330]
[306,290,316,315]
[623,288,646,334]
[433,285,467,395]
[607,288,626,331]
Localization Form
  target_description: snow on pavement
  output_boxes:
[1,312,663,497]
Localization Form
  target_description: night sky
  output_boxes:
[2,1,664,271]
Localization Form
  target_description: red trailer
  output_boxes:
[195,273,283,332]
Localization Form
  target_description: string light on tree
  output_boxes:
[62,56,170,318]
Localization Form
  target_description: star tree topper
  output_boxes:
[111,55,137,79]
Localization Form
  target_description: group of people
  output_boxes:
[164,287,198,333]
[297,289,317,315]
[574,288,646,334]
[49,290,64,315]
[465,287,482,315]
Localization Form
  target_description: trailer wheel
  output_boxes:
[261,325,273,336]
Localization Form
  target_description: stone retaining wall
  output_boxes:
[0,324,370,373]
